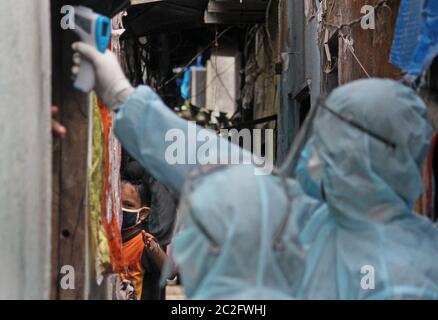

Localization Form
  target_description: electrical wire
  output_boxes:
[320,0,394,79]
[157,26,235,91]
[187,60,236,102]
[212,45,235,102]
[340,33,371,78]
[264,0,275,58]
[324,0,392,31]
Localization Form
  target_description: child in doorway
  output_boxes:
[119,179,168,300]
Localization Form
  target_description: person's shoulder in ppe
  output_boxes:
[372,214,438,299]
[179,163,323,267]
[181,164,321,229]
[180,164,267,233]
[178,164,321,299]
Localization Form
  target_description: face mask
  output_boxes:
[307,146,324,182]
[122,207,148,230]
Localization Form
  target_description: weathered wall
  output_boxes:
[277,0,305,163]
[254,0,280,122]
[51,0,90,300]
[0,0,52,299]
[305,16,322,108]
[331,0,402,83]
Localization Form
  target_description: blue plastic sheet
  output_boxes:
[180,56,204,101]
[391,0,438,79]
[390,0,424,71]
[180,69,191,101]
[408,0,438,77]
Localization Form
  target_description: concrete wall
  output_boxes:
[0,0,52,299]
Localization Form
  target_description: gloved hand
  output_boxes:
[71,42,134,111]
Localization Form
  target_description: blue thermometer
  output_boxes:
[73,6,111,92]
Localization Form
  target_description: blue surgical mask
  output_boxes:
[307,146,324,182]
[296,144,324,201]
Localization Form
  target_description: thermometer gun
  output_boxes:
[73,6,111,92]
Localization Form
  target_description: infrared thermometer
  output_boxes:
[73,6,111,92]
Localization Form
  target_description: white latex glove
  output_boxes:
[72,42,134,111]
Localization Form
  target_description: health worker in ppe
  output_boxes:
[71,42,321,299]
[72,42,438,300]
[294,79,438,299]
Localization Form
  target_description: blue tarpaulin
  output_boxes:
[180,55,203,101]
[391,0,438,79]
[390,0,424,71]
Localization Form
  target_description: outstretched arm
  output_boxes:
[114,85,250,193]
[73,42,250,194]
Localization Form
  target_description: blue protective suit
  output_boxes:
[174,164,320,299]
[113,85,320,299]
[113,79,438,300]
[114,85,251,194]
[296,79,438,299]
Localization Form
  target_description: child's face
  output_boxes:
[121,182,150,230]
[121,182,142,210]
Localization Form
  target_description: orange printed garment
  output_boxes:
[120,232,146,299]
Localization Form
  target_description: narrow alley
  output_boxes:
[0,0,438,304]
